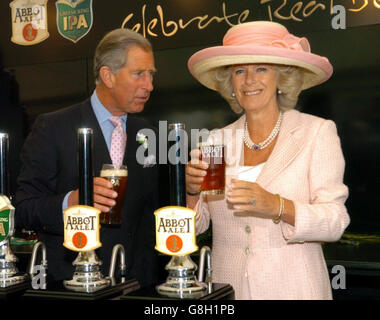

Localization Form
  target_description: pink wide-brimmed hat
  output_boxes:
[188,21,333,91]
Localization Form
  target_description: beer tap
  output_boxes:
[63,128,110,293]
[198,246,212,283]
[28,241,47,289]
[108,244,127,284]
[155,123,207,298]
[0,133,28,288]
[168,123,187,206]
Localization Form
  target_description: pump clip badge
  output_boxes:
[63,205,101,252]
[9,0,49,46]
[56,0,93,43]
[154,206,198,256]
[0,195,15,244]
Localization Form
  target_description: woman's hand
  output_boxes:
[226,179,279,219]
[185,148,209,195]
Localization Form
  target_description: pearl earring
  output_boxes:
[231,92,236,98]
[277,89,282,94]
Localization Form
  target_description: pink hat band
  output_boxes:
[223,23,311,54]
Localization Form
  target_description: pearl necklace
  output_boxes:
[244,111,283,151]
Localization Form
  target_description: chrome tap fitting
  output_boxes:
[198,246,212,283]
[28,241,47,279]
[109,244,126,280]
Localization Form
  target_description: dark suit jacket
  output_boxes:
[15,99,161,287]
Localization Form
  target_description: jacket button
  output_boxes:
[245,247,250,255]
[245,225,251,233]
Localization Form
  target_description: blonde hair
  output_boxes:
[93,28,152,85]
[214,64,304,114]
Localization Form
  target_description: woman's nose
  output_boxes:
[245,69,257,85]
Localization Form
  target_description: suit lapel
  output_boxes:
[257,109,306,188]
[122,116,145,220]
[223,110,307,188]
[224,110,307,187]
[125,115,139,164]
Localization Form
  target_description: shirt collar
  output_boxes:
[90,90,128,124]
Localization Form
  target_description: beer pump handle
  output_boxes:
[168,123,186,207]
[78,128,94,207]
[0,133,9,198]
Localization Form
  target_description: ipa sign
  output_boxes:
[63,205,101,252]
[154,206,198,256]
[56,0,93,43]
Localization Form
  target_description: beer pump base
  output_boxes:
[0,273,28,288]
[156,281,207,299]
[121,282,235,300]
[22,278,139,300]
[0,275,29,300]
[0,241,28,290]
[63,277,111,293]
[154,254,209,298]
[62,251,111,293]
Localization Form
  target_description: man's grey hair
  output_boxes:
[93,28,152,85]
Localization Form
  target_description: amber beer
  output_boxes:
[199,143,225,194]
[100,164,128,225]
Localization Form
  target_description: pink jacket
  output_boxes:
[194,109,350,300]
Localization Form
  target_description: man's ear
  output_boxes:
[99,66,115,89]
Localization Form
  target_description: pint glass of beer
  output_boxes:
[100,164,128,225]
[198,143,226,195]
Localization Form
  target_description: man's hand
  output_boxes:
[68,177,117,213]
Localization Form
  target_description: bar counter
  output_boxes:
[5,234,380,300]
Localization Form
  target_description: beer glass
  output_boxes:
[99,164,128,225]
[198,142,226,195]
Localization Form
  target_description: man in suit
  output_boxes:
[15,28,160,287]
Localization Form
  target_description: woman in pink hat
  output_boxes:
[186,21,350,300]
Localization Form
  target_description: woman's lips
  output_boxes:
[243,89,262,96]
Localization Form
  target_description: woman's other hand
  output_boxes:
[226,179,278,219]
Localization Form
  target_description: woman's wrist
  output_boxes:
[186,190,201,211]
[272,195,295,227]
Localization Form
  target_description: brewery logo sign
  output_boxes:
[9,0,49,46]
[154,206,198,256]
[56,0,93,43]
[63,205,101,252]
[0,195,15,245]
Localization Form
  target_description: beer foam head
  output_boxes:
[100,169,128,177]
